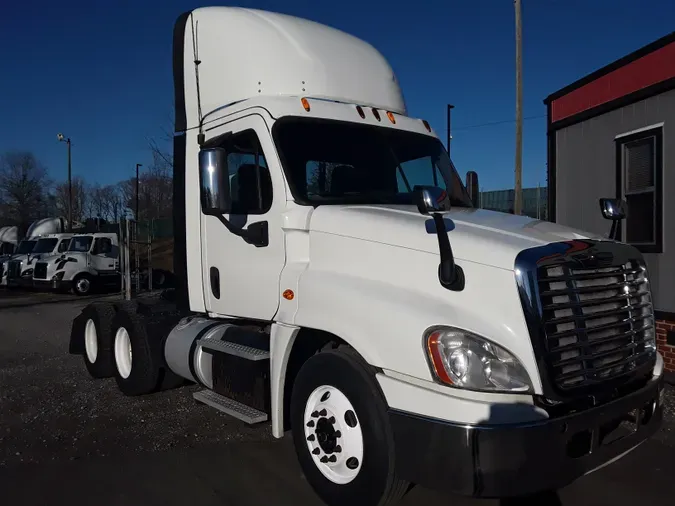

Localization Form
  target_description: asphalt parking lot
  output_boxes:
[1,297,675,506]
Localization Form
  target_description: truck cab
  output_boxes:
[69,7,664,506]
[1,237,38,287]
[6,233,72,289]
[34,232,119,295]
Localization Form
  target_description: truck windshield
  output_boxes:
[69,236,93,252]
[17,240,37,254]
[272,117,472,207]
[33,238,59,253]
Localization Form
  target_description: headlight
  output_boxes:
[425,326,533,393]
[22,269,33,277]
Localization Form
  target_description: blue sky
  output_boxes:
[0,0,673,191]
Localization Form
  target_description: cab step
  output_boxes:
[197,338,270,360]
[193,389,268,424]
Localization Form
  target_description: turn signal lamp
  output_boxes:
[386,111,396,124]
[301,97,310,112]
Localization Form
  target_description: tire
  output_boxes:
[111,308,161,396]
[82,303,116,378]
[72,273,94,296]
[290,346,409,506]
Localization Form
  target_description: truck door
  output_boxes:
[200,114,286,321]
[90,236,117,273]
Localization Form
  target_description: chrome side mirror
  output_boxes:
[199,147,231,214]
[413,185,452,215]
[599,198,627,221]
[599,198,627,241]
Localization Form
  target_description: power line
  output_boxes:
[447,114,546,132]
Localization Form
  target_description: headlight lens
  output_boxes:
[425,326,533,393]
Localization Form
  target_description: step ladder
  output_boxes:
[192,326,271,425]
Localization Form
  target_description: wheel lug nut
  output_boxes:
[328,416,335,424]
[307,434,315,441]
[319,409,327,416]
[335,445,342,453]
[320,456,329,463]
[306,420,315,427]
[312,448,320,455]
[328,455,337,463]
[311,411,319,418]
[335,430,341,438]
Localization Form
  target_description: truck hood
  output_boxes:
[308,205,607,270]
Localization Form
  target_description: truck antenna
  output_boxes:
[190,13,205,146]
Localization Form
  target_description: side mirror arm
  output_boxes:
[432,213,464,290]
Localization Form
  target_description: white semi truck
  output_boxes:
[5,233,73,289]
[69,7,664,505]
[33,232,119,295]
[0,218,66,287]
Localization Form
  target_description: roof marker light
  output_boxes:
[356,105,365,119]
[422,120,431,132]
[372,108,381,121]
[386,111,396,124]
[301,97,310,112]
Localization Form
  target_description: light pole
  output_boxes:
[514,0,523,215]
[135,163,143,221]
[57,133,72,232]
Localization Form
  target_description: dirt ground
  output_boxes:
[1,297,674,506]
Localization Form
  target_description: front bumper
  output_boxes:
[390,374,664,498]
[7,275,34,288]
[33,279,72,291]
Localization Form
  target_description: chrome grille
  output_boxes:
[537,261,656,390]
[34,262,48,280]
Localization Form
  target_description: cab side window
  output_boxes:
[58,240,70,253]
[92,237,112,255]
[212,129,273,215]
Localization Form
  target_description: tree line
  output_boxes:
[0,142,173,237]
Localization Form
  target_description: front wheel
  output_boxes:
[290,346,409,506]
[72,274,94,296]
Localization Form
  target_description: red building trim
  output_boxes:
[550,41,675,123]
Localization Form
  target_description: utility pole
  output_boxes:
[446,104,455,157]
[57,133,73,232]
[514,0,523,215]
[135,163,143,221]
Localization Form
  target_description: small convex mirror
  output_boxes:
[599,198,627,221]
[465,171,479,208]
[413,185,452,215]
[199,148,231,214]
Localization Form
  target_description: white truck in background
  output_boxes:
[68,8,664,506]
[33,232,119,296]
[0,218,66,288]
[5,233,73,289]
[0,226,18,256]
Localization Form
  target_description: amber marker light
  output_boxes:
[301,98,310,112]
[283,289,295,300]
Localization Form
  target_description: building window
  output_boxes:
[615,126,663,253]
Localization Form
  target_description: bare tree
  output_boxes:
[0,151,52,234]
[55,176,87,226]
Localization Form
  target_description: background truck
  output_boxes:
[69,7,664,506]
[34,232,119,295]
[0,226,18,256]
[0,218,66,287]
[6,233,73,289]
